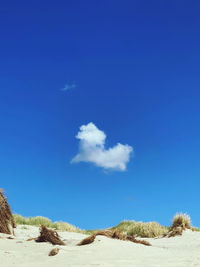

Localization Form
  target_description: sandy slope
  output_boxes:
[0,225,200,267]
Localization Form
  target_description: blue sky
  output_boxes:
[1,0,200,229]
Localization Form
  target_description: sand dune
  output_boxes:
[0,225,200,266]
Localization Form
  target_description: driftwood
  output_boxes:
[35,225,65,245]
[49,247,60,256]
[0,190,15,235]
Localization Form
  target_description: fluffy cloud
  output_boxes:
[71,122,133,171]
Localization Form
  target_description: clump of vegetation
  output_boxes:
[52,221,82,233]
[36,225,65,245]
[97,229,151,246]
[113,220,167,238]
[171,213,191,230]
[112,220,136,234]
[77,229,151,246]
[13,214,52,228]
[13,214,82,233]
[14,213,200,239]
[166,213,192,238]
[77,234,96,246]
[127,222,168,238]
[0,190,15,235]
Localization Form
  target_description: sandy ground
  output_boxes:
[0,225,200,267]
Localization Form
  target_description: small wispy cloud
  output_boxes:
[71,122,133,171]
[61,82,76,91]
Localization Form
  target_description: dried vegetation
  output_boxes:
[0,189,15,235]
[35,225,65,245]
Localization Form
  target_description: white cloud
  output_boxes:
[71,122,133,171]
[61,82,76,91]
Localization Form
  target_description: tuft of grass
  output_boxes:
[112,220,136,235]
[13,214,52,227]
[113,220,167,238]
[171,213,191,230]
[28,216,52,227]
[127,222,168,238]
[13,214,29,225]
[165,213,193,237]
[13,214,83,233]
[52,221,82,233]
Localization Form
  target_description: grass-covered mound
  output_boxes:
[13,214,83,233]
[112,220,168,238]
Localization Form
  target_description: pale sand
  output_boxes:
[0,225,200,267]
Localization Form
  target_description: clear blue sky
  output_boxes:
[1,0,200,229]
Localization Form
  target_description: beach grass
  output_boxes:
[171,213,191,229]
[112,220,168,238]
[13,214,83,233]
[13,213,200,237]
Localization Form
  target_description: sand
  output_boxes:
[0,225,200,267]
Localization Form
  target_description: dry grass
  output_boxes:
[112,221,136,234]
[77,229,151,247]
[13,214,82,233]
[36,225,65,245]
[76,213,198,240]
[113,220,167,238]
[126,235,151,246]
[165,213,192,238]
[0,190,15,235]
[77,234,96,246]
[127,222,167,238]
[52,221,82,233]
[171,213,191,230]
[13,211,200,240]
[96,229,127,240]
[13,215,52,227]
[167,226,183,237]
[95,229,151,246]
